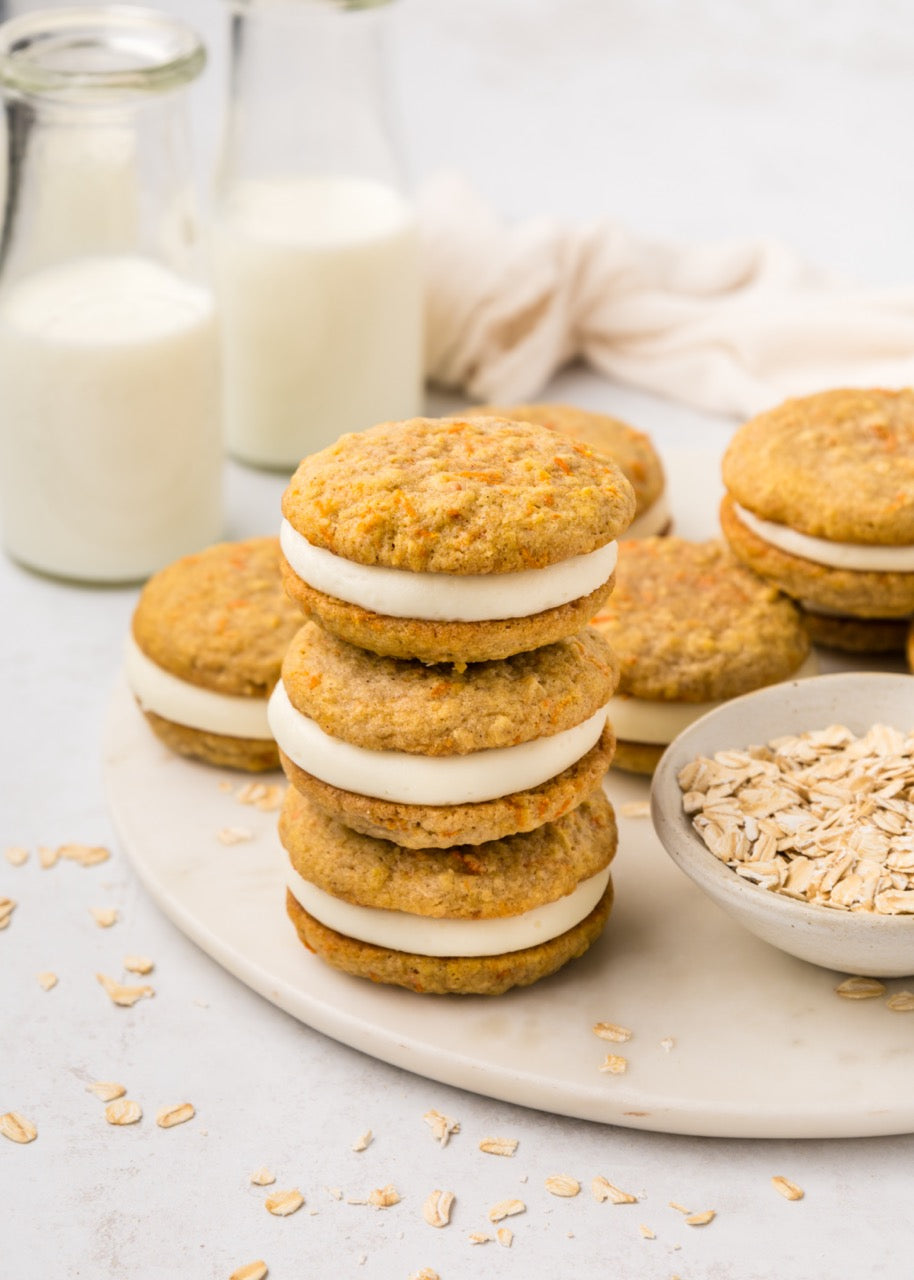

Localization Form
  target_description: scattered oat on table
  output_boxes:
[835,976,886,1000]
[488,1198,526,1223]
[236,781,285,812]
[38,846,59,869]
[496,1227,513,1248]
[4,845,28,867]
[679,725,914,913]
[229,1262,268,1280]
[545,1175,580,1198]
[422,1189,454,1228]
[265,1189,304,1217]
[886,990,914,1012]
[217,826,253,846]
[124,955,154,975]
[468,1232,494,1245]
[0,1112,37,1144]
[96,973,154,1007]
[479,1136,518,1156]
[325,1187,342,1201]
[90,907,118,928]
[156,1103,195,1129]
[669,1201,689,1213]
[685,1210,716,1226]
[659,1036,676,1052]
[619,800,651,818]
[351,1129,372,1152]
[87,1081,126,1102]
[59,843,110,868]
[105,1099,142,1126]
[408,1271,439,1280]
[593,1176,637,1204]
[639,1224,656,1240]
[37,971,57,991]
[593,1021,632,1043]
[771,1176,804,1201]
[423,1108,460,1146]
[368,1185,400,1208]
[0,897,17,930]
[599,1053,628,1075]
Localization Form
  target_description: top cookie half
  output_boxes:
[281,416,636,663]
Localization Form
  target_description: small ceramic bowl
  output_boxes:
[651,671,914,978]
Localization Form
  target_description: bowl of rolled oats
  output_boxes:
[651,671,914,977]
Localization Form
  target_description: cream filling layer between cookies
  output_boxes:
[626,491,671,539]
[733,504,914,572]
[609,652,819,746]
[125,634,272,739]
[287,864,611,957]
[269,682,610,805]
[279,519,618,621]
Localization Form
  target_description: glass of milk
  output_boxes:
[0,6,223,583]
[213,0,424,471]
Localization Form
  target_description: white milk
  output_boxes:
[213,175,423,469]
[0,255,222,582]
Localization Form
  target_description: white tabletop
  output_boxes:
[5,2,914,1277]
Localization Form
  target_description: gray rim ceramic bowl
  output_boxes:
[651,671,914,978]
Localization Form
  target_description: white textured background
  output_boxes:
[4,2,914,1278]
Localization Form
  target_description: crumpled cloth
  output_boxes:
[419,173,914,419]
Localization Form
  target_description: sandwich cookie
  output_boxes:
[799,607,909,655]
[280,788,617,995]
[721,388,914,620]
[269,620,618,847]
[591,538,814,774]
[128,537,303,771]
[279,415,635,664]
[471,402,670,537]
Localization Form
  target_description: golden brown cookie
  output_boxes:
[280,788,617,995]
[721,389,914,618]
[471,402,668,535]
[286,882,613,996]
[801,608,909,654]
[128,537,302,771]
[280,416,635,662]
[280,622,617,754]
[279,726,614,848]
[592,537,811,775]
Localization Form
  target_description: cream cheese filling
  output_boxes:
[733,503,914,572]
[609,652,819,746]
[125,634,272,739]
[287,864,611,957]
[626,490,671,539]
[268,682,610,805]
[279,519,618,621]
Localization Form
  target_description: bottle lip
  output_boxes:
[0,5,206,100]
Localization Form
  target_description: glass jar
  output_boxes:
[213,0,424,470]
[0,5,223,583]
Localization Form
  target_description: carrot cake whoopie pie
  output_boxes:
[591,538,814,774]
[269,620,618,848]
[279,415,635,665]
[280,787,617,996]
[471,402,670,538]
[127,537,302,771]
[721,388,914,638]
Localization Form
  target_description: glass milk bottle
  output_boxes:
[0,6,222,583]
[214,0,423,470]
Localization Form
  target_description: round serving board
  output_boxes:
[103,450,914,1138]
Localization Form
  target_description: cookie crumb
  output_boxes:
[265,1189,304,1217]
[105,1099,142,1126]
[0,1112,37,1143]
[771,1176,804,1201]
[156,1103,195,1129]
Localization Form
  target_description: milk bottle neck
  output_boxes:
[218,0,406,192]
[0,6,207,286]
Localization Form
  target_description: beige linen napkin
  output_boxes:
[420,173,914,418]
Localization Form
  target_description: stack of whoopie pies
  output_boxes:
[269,415,636,995]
